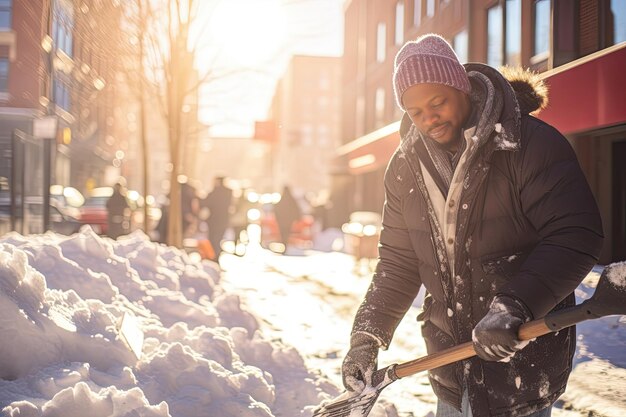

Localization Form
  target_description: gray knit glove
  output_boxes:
[341,333,380,392]
[472,295,532,362]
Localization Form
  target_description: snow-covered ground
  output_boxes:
[0,225,624,416]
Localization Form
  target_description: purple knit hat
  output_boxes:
[393,34,470,110]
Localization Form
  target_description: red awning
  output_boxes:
[336,122,401,175]
[538,43,626,135]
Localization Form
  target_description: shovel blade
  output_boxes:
[311,388,382,417]
[311,366,396,417]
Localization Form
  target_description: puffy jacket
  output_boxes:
[351,64,604,417]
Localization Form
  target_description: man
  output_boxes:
[203,176,233,260]
[341,34,604,417]
[273,185,301,251]
[106,181,130,239]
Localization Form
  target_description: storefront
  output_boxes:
[538,42,626,263]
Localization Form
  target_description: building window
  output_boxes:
[533,0,550,59]
[453,30,468,63]
[53,79,71,111]
[0,0,11,29]
[0,58,8,92]
[414,0,422,27]
[376,22,386,63]
[610,0,626,45]
[395,2,404,45]
[487,3,503,67]
[426,0,435,17]
[319,73,330,90]
[53,1,75,58]
[375,88,385,127]
[505,0,521,65]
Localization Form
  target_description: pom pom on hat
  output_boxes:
[393,33,470,110]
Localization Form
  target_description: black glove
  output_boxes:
[341,333,380,392]
[472,295,532,362]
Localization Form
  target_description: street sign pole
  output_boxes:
[33,116,58,233]
[43,137,51,231]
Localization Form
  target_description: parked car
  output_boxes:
[259,211,315,248]
[0,195,82,236]
[27,199,83,235]
[79,187,114,235]
[78,187,161,236]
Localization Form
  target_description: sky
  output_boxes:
[0,226,625,416]
[195,0,345,138]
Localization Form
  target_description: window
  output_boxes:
[53,1,75,57]
[375,88,385,127]
[414,0,422,27]
[53,79,71,111]
[533,0,550,58]
[0,58,8,92]
[395,2,404,45]
[610,0,626,45]
[487,4,503,67]
[376,22,386,62]
[0,0,11,29]
[453,30,468,63]
[301,125,313,147]
[486,1,520,66]
[319,73,330,90]
[505,0,521,65]
[426,0,435,17]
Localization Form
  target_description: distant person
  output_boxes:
[230,189,254,247]
[106,182,130,239]
[181,181,199,238]
[155,195,169,244]
[203,176,233,260]
[273,185,301,251]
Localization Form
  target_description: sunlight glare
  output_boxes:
[211,0,287,66]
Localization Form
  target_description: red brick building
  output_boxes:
[0,0,129,199]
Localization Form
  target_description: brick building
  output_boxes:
[0,0,130,202]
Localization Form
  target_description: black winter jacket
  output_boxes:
[351,64,604,417]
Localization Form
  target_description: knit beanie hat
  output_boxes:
[393,33,471,110]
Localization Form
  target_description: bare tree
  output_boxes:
[119,0,205,247]
[119,0,151,235]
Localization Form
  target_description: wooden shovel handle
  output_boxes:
[394,318,551,379]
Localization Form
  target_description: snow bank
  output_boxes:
[0,227,337,416]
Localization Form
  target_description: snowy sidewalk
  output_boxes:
[220,244,626,417]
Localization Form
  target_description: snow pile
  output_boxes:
[0,227,337,416]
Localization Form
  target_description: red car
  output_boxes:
[79,194,112,235]
[260,212,315,248]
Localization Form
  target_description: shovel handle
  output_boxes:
[394,317,553,379]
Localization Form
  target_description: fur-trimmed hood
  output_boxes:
[500,65,548,115]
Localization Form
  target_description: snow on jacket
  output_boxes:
[351,63,604,417]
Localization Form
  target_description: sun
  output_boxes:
[210,0,287,67]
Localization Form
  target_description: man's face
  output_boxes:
[402,83,471,151]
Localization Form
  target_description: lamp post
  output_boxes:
[33,115,58,232]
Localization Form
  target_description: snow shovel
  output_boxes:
[312,261,626,417]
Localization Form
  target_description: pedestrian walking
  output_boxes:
[340,34,604,417]
[203,176,233,260]
[273,185,301,251]
[106,181,130,240]
[230,189,254,248]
